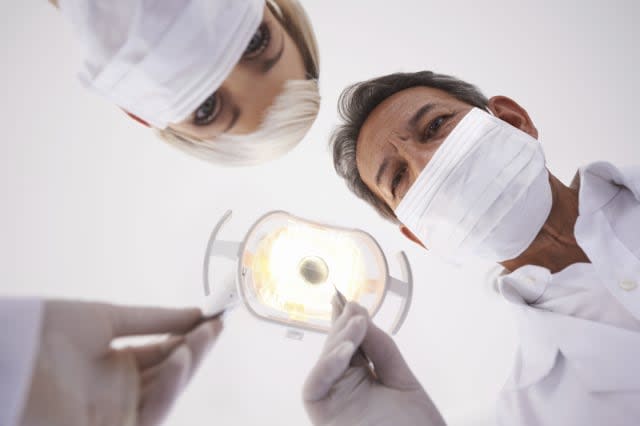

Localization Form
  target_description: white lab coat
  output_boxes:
[497,162,640,425]
[0,299,43,426]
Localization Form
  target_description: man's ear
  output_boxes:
[400,226,427,249]
[487,96,538,139]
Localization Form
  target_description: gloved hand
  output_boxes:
[20,300,222,426]
[303,302,446,426]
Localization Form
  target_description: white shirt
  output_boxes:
[0,299,43,426]
[497,162,640,426]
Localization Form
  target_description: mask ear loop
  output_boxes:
[122,109,151,127]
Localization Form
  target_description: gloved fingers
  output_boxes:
[331,300,368,327]
[140,319,223,382]
[326,301,417,389]
[323,313,368,358]
[330,295,363,322]
[138,319,222,425]
[325,302,368,353]
[182,318,223,381]
[360,318,420,390]
[130,335,185,370]
[303,314,367,401]
[349,347,371,369]
[331,295,342,322]
[138,345,192,426]
[302,340,357,402]
[106,304,202,338]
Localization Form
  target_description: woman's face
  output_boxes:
[169,5,307,139]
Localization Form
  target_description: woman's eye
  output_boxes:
[243,23,271,59]
[193,93,221,126]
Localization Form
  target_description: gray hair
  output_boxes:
[331,71,489,222]
[157,79,320,166]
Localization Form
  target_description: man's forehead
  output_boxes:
[358,87,458,142]
[360,88,444,147]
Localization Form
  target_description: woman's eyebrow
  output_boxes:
[261,34,285,73]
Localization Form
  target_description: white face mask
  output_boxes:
[394,108,552,263]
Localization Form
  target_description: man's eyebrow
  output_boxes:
[262,34,285,73]
[407,103,436,131]
[375,158,390,187]
[223,107,240,133]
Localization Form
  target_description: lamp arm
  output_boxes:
[386,251,414,335]
[203,210,240,295]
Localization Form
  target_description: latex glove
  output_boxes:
[20,300,222,426]
[303,302,446,426]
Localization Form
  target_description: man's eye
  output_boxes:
[194,93,221,126]
[243,23,271,59]
[391,167,407,198]
[423,115,450,141]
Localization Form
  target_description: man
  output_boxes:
[1,298,222,426]
[304,71,640,425]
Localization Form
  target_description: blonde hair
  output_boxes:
[267,0,319,80]
[157,0,320,166]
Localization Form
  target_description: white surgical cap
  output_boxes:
[60,0,264,128]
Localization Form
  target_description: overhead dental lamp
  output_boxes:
[203,210,413,335]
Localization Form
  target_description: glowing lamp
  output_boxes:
[203,211,413,334]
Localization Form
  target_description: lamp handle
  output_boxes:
[386,251,414,335]
[202,274,239,317]
[203,210,240,296]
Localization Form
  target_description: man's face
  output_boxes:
[356,87,474,211]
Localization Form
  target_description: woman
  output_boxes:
[51,0,320,165]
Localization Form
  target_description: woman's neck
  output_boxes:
[501,174,590,274]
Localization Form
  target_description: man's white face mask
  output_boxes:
[394,107,552,263]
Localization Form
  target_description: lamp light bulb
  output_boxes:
[298,256,329,285]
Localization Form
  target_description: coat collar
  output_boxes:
[499,162,640,391]
[576,162,640,215]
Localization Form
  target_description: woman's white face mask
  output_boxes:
[62,0,307,132]
[394,107,552,263]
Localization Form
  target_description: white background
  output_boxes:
[2,1,639,425]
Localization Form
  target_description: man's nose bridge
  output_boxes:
[388,130,409,152]
[387,131,428,177]
[219,69,264,134]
